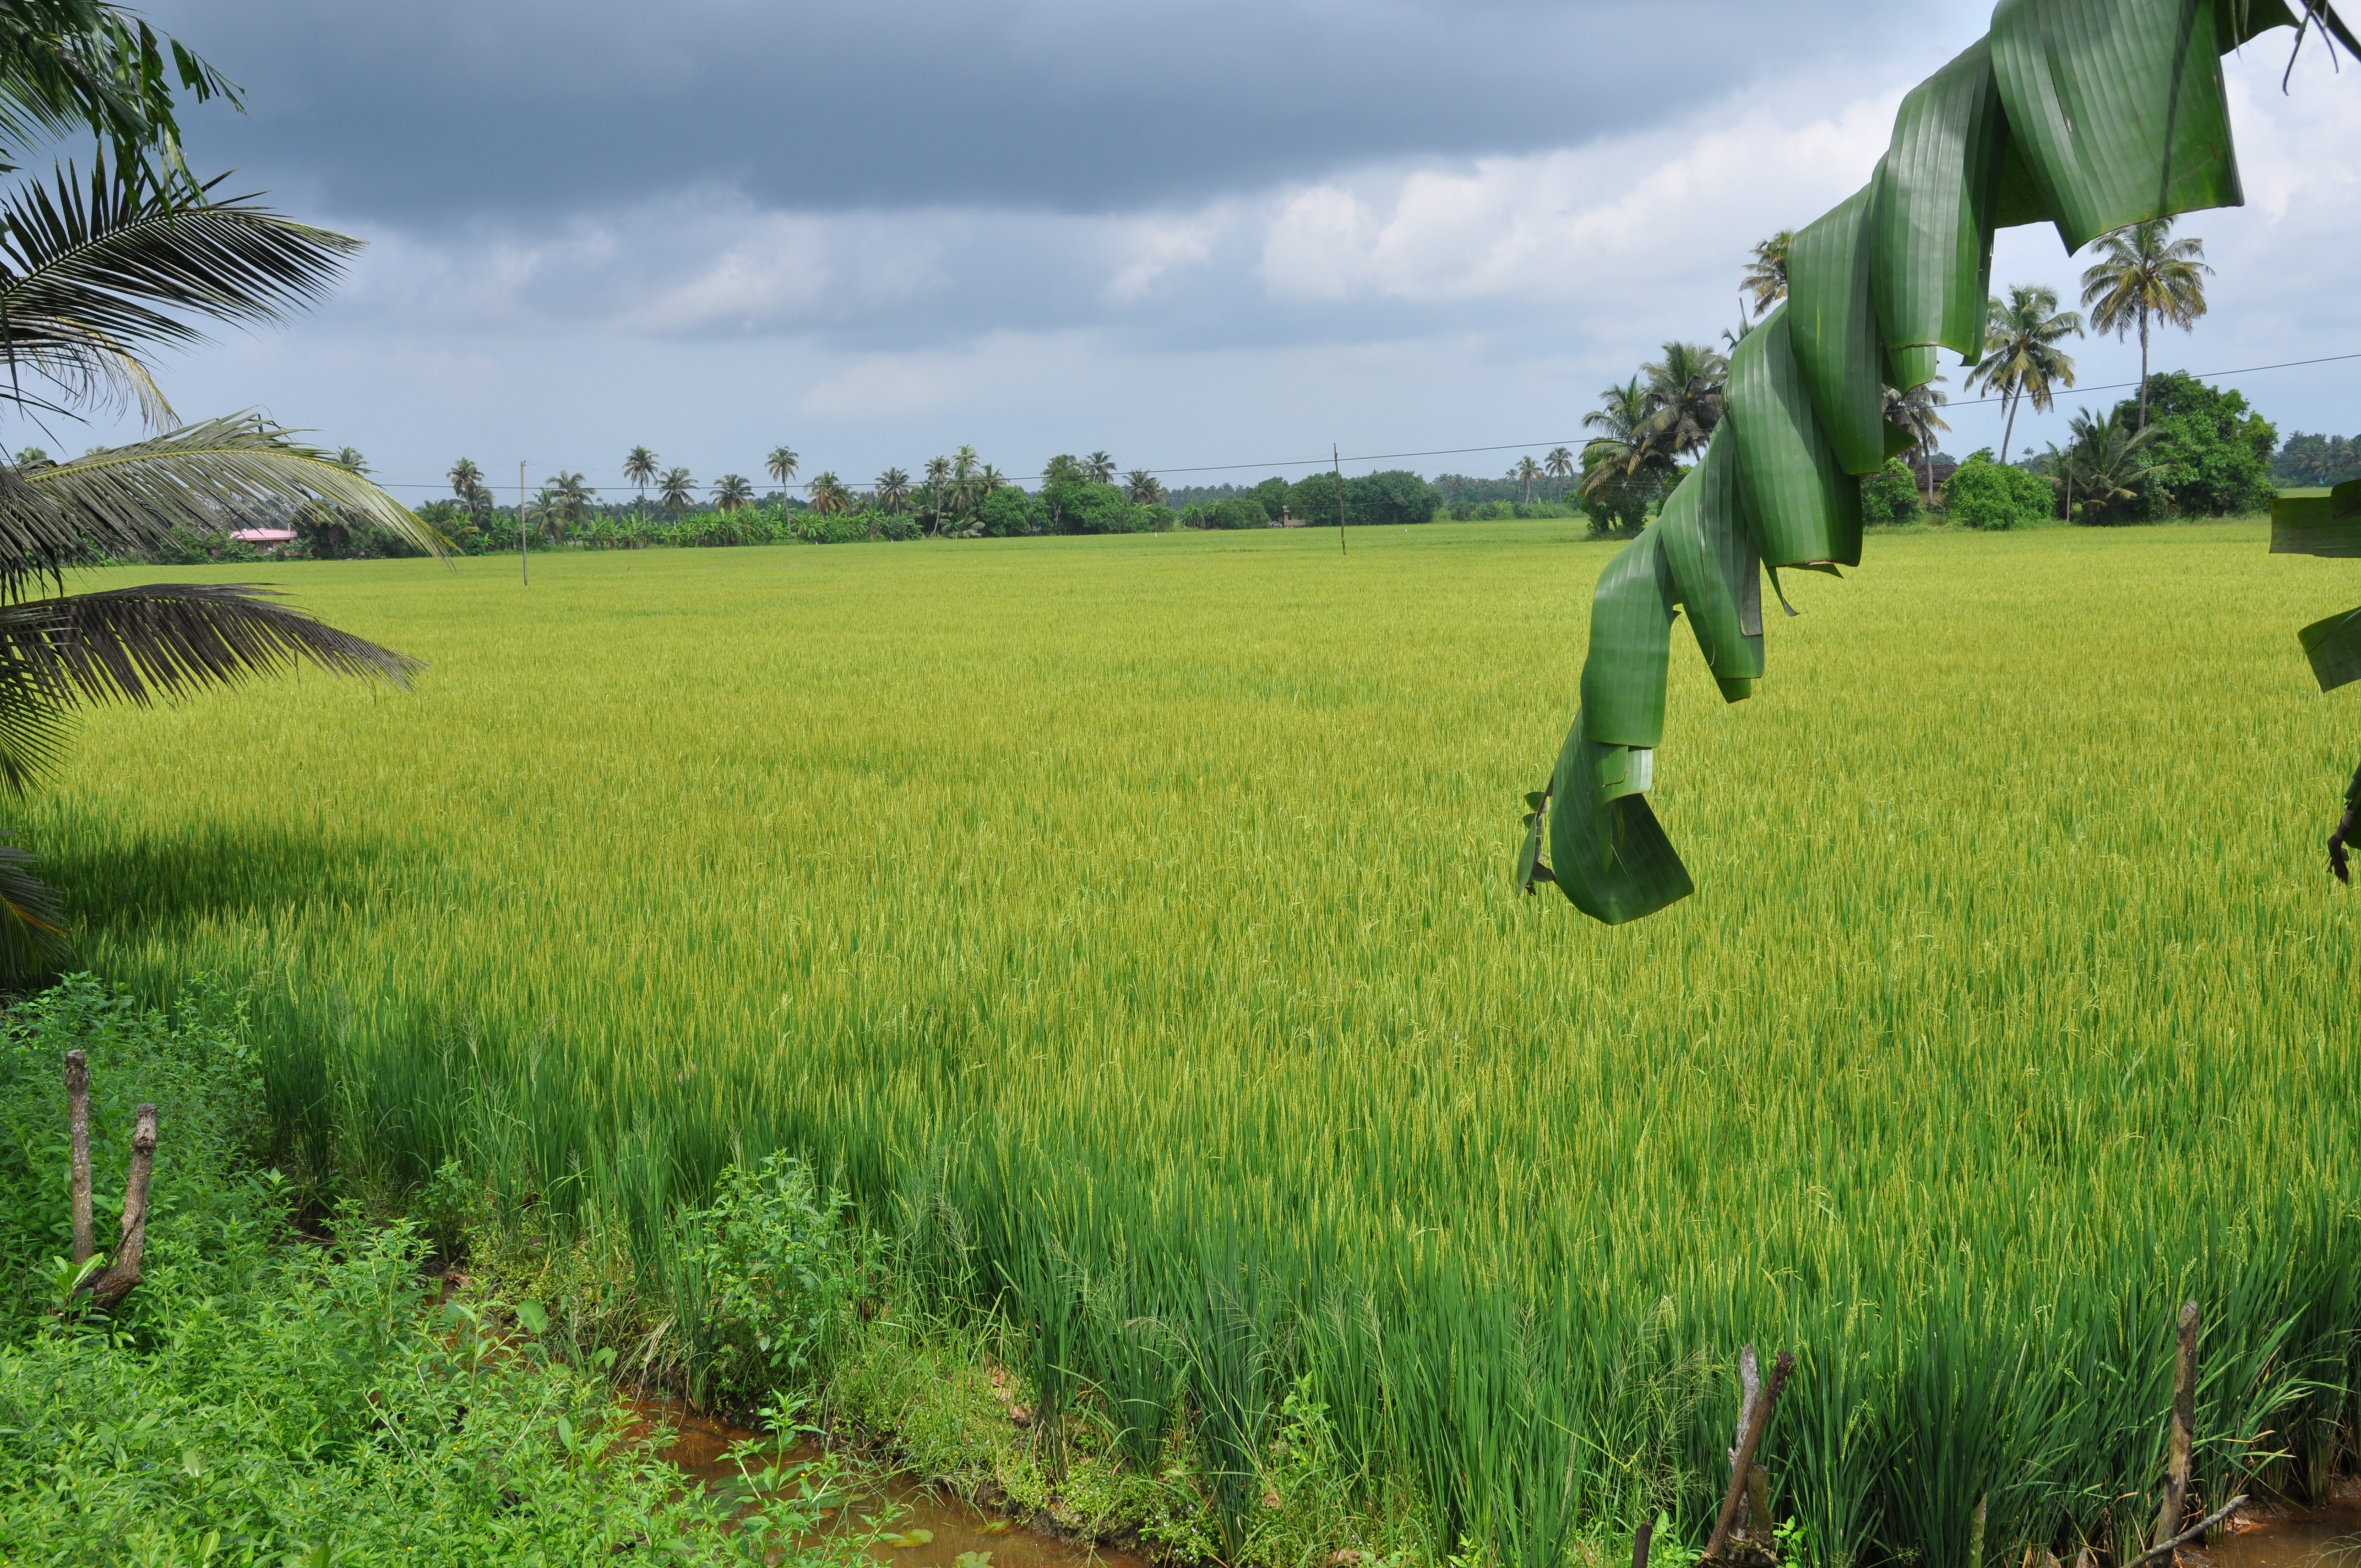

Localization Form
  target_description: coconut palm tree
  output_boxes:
[1742,231,1792,320]
[1513,455,1543,505]
[1966,284,2083,463]
[1085,450,1117,484]
[2079,218,2211,429]
[623,445,657,499]
[711,473,754,512]
[875,466,912,512]
[1543,447,1575,485]
[1883,379,1952,502]
[808,472,850,514]
[1124,468,1166,505]
[2054,406,2163,522]
[766,445,798,490]
[977,464,1007,496]
[917,455,952,533]
[448,456,483,503]
[1580,376,1679,523]
[1639,341,1729,458]
[657,466,696,512]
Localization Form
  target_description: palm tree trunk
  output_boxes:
[2000,387,2021,470]
[2137,311,2152,429]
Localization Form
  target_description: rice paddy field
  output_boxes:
[32,519,2361,1568]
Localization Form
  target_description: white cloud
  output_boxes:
[1257,90,1902,306]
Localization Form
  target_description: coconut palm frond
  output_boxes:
[0,610,72,790]
[0,581,419,711]
[0,2,238,183]
[0,415,443,582]
[0,161,360,414]
[0,831,64,977]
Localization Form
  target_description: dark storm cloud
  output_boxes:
[143,0,1913,221]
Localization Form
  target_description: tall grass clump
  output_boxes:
[28,518,2360,1568]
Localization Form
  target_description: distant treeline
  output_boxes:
[2275,431,2361,488]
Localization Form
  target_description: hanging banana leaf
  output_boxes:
[1579,521,1677,755]
[1544,712,1693,925]
[1727,304,1863,569]
[1990,0,2245,252]
[1657,423,1763,701]
[1873,38,2010,389]
[1527,0,2349,923]
[2270,481,2361,557]
[1789,183,1891,477]
[2299,607,2361,694]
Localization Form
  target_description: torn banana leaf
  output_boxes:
[1547,712,1692,924]
[1788,182,1889,477]
[1726,304,1862,570]
[1656,423,1764,700]
[1990,0,2244,253]
[2300,606,2361,694]
[1578,522,1677,751]
[1874,36,2010,388]
[2270,481,2361,557]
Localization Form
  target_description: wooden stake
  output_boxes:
[1632,1515,1655,1568]
[1705,1349,1794,1560]
[64,1049,91,1266]
[84,1104,157,1309]
[519,460,530,585]
[1967,1493,1987,1568]
[2127,1496,2249,1568]
[1731,1344,1761,1526]
[2153,1302,2200,1550]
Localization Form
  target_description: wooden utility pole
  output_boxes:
[1332,445,1347,556]
[519,460,530,585]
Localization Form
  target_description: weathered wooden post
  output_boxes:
[83,1104,157,1309]
[64,1049,92,1266]
[2153,1302,2200,1550]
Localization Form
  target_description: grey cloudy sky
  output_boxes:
[46,1,2361,497]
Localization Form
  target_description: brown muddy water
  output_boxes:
[2197,1490,2361,1568]
[646,1401,1150,1568]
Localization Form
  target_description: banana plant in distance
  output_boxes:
[1522,0,2357,923]
[0,3,436,972]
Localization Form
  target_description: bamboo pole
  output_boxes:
[2153,1302,2200,1550]
[1967,1494,1987,1568]
[64,1049,91,1266]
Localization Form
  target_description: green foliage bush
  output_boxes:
[1943,451,2053,530]
[2114,372,2277,518]
[673,1152,868,1411]
[978,486,1043,536]
[1042,480,1131,535]
[1860,458,1923,526]
[0,977,269,1328]
[1201,497,1269,530]
[0,979,861,1566]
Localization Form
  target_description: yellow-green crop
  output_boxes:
[32,520,2361,1568]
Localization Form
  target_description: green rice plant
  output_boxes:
[23,514,2361,1567]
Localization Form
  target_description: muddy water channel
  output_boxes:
[649,1395,2361,1568]
[2199,1495,2361,1568]
[649,1402,1149,1568]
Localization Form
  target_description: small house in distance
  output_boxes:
[229,527,297,553]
